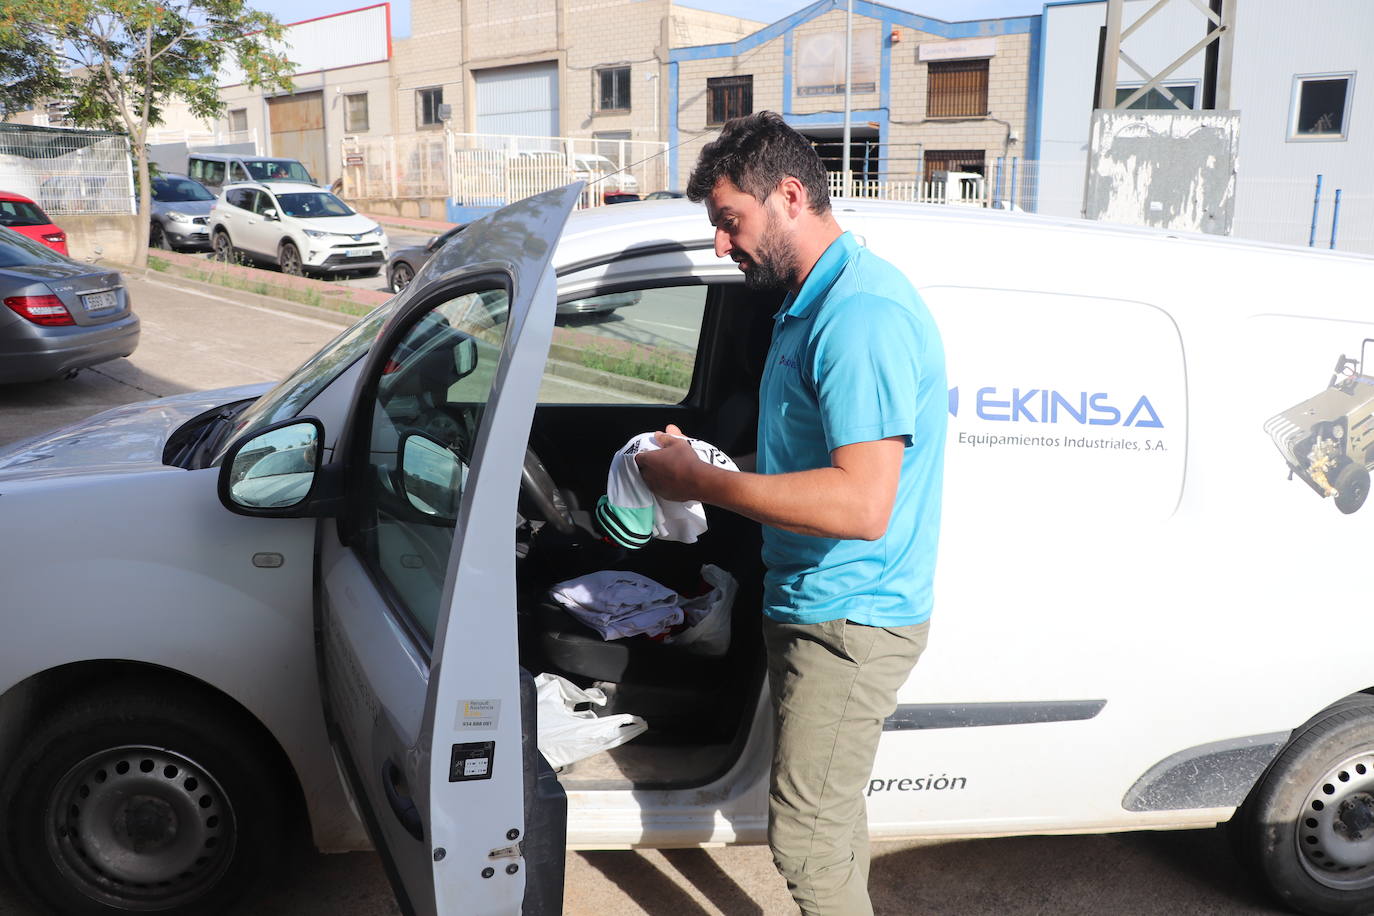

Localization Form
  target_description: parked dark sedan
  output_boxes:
[386,223,466,293]
[149,174,215,251]
[0,226,139,383]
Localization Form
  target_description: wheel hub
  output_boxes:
[1297,752,1374,889]
[47,745,237,910]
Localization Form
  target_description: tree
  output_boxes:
[0,0,295,267]
[0,32,65,117]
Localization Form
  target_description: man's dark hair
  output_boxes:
[687,111,831,214]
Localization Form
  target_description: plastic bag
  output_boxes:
[534,672,648,768]
[664,564,736,657]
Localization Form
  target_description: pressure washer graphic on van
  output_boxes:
[1264,339,1374,515]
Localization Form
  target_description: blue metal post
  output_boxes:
[1009,157,1019,211]
[1330,189,1343,250]
[1310,174,1323,247]
[994,157,1005,208]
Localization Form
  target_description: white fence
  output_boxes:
[340,131,669,209]
[0,124,134,216]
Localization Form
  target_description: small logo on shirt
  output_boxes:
[778,353,801,370]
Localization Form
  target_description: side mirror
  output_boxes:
[455,337,477,379]
[263,208,279,221]
[399,431,467,520]
[218,418,326,516]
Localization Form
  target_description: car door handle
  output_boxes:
[383,758,424,841]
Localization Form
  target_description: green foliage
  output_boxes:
[580,343,692,391]
[0,30,64,116]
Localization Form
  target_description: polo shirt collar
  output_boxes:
[775,231,859,320]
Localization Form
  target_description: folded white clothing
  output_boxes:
[596,432,739,549]
[550,570,684,640]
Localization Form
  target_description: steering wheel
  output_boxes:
[521,446,576,534]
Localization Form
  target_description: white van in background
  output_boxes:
[2,186,1374,916]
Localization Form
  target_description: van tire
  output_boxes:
[278,242,304,277]
[1333,462,1369,514]
[1231,697,1374,915]
[0,688,290,916]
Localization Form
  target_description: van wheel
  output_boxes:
[0,689,290,915]
[211,231,234,263]
[278,242,304,277]
[1333,462,1369,514]
[1232,697,1374,915]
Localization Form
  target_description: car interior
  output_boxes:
[513,281,780,790]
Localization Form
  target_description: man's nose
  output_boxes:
[714,227,732,258]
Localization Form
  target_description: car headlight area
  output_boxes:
[298,229,388,271]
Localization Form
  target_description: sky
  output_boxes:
[251,0,1046,39]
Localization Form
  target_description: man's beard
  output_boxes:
[740,210,799,291]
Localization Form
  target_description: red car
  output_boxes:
[0,191,68,255]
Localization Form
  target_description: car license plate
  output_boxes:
[348,249,368,256]
[82,290,119,312]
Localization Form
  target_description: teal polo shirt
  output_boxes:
[756,231,946,627]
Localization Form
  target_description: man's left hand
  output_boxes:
[636,424,703,501]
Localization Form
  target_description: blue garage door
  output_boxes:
[474,63,559,139]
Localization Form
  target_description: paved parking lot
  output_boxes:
[0,274,1293,915]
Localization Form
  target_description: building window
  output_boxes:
[1115,83,1198,110]
[597,67,630,112]
[923,149,986,182]
[417,87,444,128]
[227,108,247,133]
[344,92,370,132]
[796,29,878,96]
[1290,73,1354,140]
[707,75,752,126]
[927,59,989,118]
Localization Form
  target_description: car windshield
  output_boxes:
[246,160,314,183]
[213,302,394,464]
[0,225,69,266]
[152,178,214,202]
[275,192,354,219]
[0,199,50,227]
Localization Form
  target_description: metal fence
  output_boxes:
[0,124,134,216]
[340,131,670,209]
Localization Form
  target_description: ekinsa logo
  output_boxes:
[948,386,1164,428]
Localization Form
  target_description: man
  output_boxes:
[635,111,946,916]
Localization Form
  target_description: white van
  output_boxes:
[2,185,1373,916]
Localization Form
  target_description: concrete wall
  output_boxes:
[63,213,140,265]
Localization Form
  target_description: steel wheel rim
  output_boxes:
[213,236,230,261]
[1296,751,1374,890]
[282,246,302,275]
[46,744,238,910]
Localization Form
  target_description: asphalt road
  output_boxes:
[0,275,1295,915]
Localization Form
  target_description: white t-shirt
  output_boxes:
[595,432,738,548]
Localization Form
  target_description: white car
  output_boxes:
[571,153,639,196]
[208,181,388,277]
[6,187,1374,916]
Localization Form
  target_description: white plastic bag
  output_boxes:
[665,564,736,657]
[534,672,648,768]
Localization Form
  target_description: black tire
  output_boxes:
[278,241,304,277]
[211,230,234,264]
[1333,462,1369,514]
[0,688,293,915]
[1232,697,1374,915]
[150,222,169,250]
[390,261,414,293]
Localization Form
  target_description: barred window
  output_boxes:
[344,93,370,132]
[417,87,443,128]
[927,59,989,118]
[707,75,752,126]
[597,67,630,111]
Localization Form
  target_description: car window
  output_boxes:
[354,285,511,644]
[246,160,313,183]
[224,188,252,210]
[214,303,395,463]
[199,160,225,185]
[230,163,251,183]
[0,199,50,227]
[0,225,68,266]
[152,178,214,203]
[540,284,708,405]
[252,191,276,216]
[276,192,353,219]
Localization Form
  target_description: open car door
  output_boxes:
[313,185,579,914]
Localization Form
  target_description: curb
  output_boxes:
[138,268,375,327]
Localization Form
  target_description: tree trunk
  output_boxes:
[133,143,151,269]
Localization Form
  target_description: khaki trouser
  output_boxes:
[763,616,930,916]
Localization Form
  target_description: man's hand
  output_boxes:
[635,424,705,502]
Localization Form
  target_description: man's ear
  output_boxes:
[776,175,808,219]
